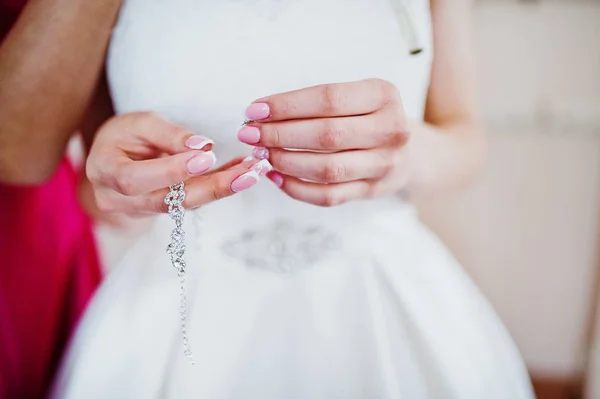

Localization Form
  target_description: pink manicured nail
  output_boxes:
[252,146,270,160]
[185,135,214,150]
[187,151,216,175]
[245,103,270,121]
[250,159,273,176]
[267,171,284,188]
[231,171,260,193]
[237,126,261,144]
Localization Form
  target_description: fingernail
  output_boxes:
[185,135,214,150]
[250,159,273,176]
[245,103,270,121]
[267,171,284,188]
[243,156,254,162]
[237,126,261,144]
[187,151,216,175]
[252,146,270,160]
[231,171,260,193]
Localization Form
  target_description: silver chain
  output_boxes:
[164,181,195,364]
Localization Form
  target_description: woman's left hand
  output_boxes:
[237,79,412,206]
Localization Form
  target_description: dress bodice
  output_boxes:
[108,0,432,151]
[107,0,433,227]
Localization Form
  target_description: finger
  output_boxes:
[93,186,145,214]
[143,158,270,212]
[209,156,263,174]
[94,158,269,213]
[96,168,246,213]
[210,156,248,173]
[244,79,399,122]
[239,110,407,150]
[113,111,214,155]
[272,173,372,207]
[268,148,393,183]
[99,151,217,196]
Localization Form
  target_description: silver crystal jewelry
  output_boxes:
[164,181,194,364]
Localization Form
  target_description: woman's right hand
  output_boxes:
[87,112,269,214]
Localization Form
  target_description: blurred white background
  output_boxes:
[417,0,600,396]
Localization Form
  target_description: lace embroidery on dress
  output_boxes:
[221,219,341,273]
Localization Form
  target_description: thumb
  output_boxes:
[133,111,214,155]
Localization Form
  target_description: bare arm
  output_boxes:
[0,0,122,184]
[405,0,485,196]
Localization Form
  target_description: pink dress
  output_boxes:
[0,6,102,395]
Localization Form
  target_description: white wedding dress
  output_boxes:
[53,0,535,398]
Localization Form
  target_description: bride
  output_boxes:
[53,0,534,397]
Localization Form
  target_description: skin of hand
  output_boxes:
[238,79,413,207]
[238,0,484,207]
[82,0,481,216]
[86,111,270,214]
